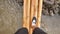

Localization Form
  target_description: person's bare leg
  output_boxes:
[15,28,28,34]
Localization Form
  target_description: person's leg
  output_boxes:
[33,27,47,34]
[15,28,28,34]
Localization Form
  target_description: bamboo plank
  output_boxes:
[23,0,31,31]
[29,0,39,34]
[26,0,31,31]
[23,0,28,27]
[37,0,43,27]
[30,0,35,23]
[29,0,35,34]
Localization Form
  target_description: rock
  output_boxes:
[42,0,60,16]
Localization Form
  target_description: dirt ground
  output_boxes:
[41,15,60,34]
[0,0,23,34]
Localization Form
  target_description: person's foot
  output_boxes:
[15,28,28,34]
[33,27,47,34]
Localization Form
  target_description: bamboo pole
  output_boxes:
[23,0,31,31]
[23,0,27,27]
[30,0,35,24]
[26,0,31,31]
[37,0,43,27]
[29,0,39,34]
[29,0,35,34]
